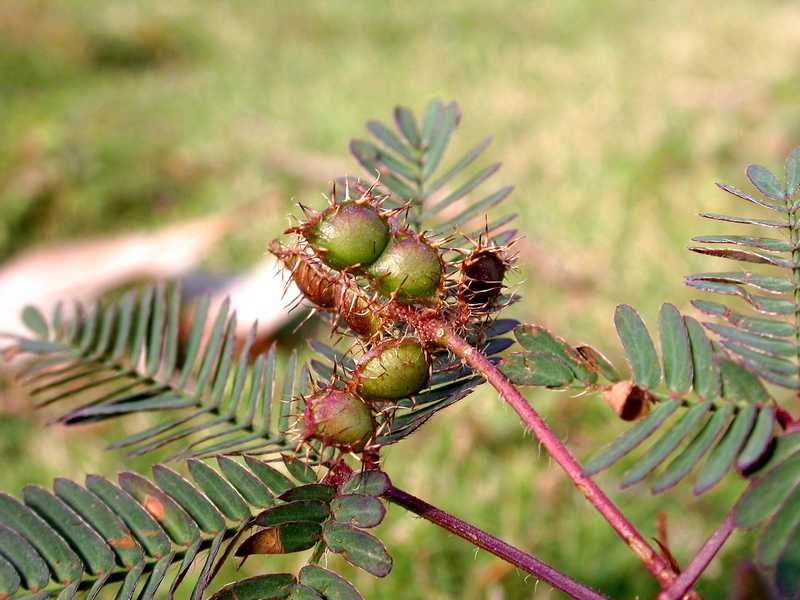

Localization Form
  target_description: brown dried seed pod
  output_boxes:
[602,380,651,421]
[270,240,383,337]
[457,245,511,312]
[271,240,337,309]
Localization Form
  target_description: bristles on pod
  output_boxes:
[367,232,444,304]
[269,241,383,337]
[298,201,391,270]
[457,246,511,313]
[302,387,376,451]
[355,338,430,401]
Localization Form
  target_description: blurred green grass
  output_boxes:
[2,0,798,597]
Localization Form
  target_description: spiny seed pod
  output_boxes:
[335,282,383,337]
[303,388,375,451]
[271,240,337,309]
[458,247,509,310]
[270,241,382,337]
[298,201,390,270]
[355,338,430,401]
[367,233,443,304]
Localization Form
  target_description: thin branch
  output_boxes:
[656,513,735,600]
[384,485,608,600]
[418,319,680,590]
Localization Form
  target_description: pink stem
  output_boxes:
[385,486,609,600]
[428,321,679,590]
[656,514,735,600]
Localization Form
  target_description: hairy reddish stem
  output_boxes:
[384,485,608,600]
[656,514,735,600]
[421,320,680,590]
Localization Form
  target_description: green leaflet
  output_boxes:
[736,407,776,471]
[684,317,720,401]
[659,304,692,395]
[576,345,621,382]
[775,524,800,597]
[757,484,800,567]
[217,456,274,508]
[237,523,322,556]
[694,405,756,495]
[85,475,172,559]
[22,306,49,339]
[500,352,574,387]
[735,450,800,528]
[785,146,800,196]
[582,400,681,476]
[244,456,295,496]
[650,405,732,494]
[394,106,421,148]
[299,565,363,600]
[691,299,796,337]
[706,322,797,356]
[253,501,331,527]
[287,584,325,600]
[331,495,386,529]
[0,553,19,598]
[513,324,596,384]
[0,525,49,592]
[22,486,114,578]
[746,164,784,200]
[718,358,770,404]
[117,472,199,546]
[620,403,711,488]
[341,471,391,497]
[282,455,318,484]
[53,478,143,568]
[0,493,83,584]
[151,465,225,534]
[279,484,336,503]
[187,460,251,522]
[614,305,660,389]
[209,574,297,600]
[323,522,393,578]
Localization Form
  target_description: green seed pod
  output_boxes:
[367,234,443,303]
[355,339,430,400]
[304,202,390,270]
[303,388,375,451]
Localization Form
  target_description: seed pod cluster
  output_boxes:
[284,187,444,307]
[299,338,431,452]
[275,179,513,457]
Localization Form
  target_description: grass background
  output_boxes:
[2,1,800,597]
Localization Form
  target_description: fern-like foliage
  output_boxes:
[501,304,778,495]
[687,147,800,391]
[0,455,302,600]
[349,99,516,242]
[8,285,305,461]
[685,148,800,596]
[0,455,392,600]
